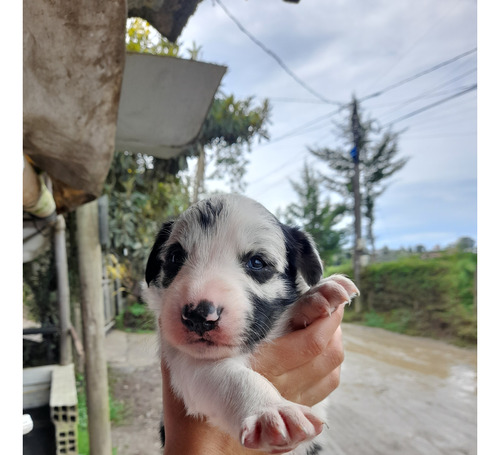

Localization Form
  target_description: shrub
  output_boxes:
[326,253,476,345]
[116,301,156,332]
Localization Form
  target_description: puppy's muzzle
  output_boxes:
[181,300,223,336]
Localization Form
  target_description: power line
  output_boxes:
[214,0,338,105]
[377,67,477,120]
[250,85,476,194]
[360,48,477,102]
[268,97,337,105]
[374,67,476,110]
[251,106,346,151]
[363,1,462,95]
[250,84,476,187]
[383,84,477,127]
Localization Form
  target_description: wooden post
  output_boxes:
[54,215,72,366]
[76,200,112,455]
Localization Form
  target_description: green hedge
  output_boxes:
[325,253,477,346]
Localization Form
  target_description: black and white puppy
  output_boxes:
[143,194,358,454]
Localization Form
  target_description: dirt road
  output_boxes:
[106,323,476,455]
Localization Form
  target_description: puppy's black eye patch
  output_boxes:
[162,242,187,287]
[242,253,275,284]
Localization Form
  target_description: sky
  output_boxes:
[175,0,478,251]
[5,3,498,451]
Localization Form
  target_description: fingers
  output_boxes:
[290,275,358,330]
[253,305,344,377]
[322,274,360,299]
[299,365,342,407]
[294,326,344,406]
[274,324,344,405]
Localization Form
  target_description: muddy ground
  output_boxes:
[106,323,476,455]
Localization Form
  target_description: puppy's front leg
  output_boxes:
[166,348,323,453]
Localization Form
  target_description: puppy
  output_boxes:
[142,194,358,454]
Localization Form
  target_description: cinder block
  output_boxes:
[50,364,78,454]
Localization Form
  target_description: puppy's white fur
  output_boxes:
[143,194,357,454]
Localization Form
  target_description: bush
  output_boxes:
[325,253,477,346]
[115,301,156,332]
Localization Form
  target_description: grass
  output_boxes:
[76,373,126,455]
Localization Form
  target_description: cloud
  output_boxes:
[181,0,476,251]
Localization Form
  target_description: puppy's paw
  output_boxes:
[240,403,323,453]
[291,274,360,329]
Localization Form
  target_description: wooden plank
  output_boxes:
[23,365,55,409]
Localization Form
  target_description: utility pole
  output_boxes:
[350,98,363,312]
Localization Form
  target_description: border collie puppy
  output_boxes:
[142,194,358,454]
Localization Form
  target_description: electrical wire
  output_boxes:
[253,106,347,149]
[214,0,339,105]
[372,67,476,112]
[363,1,462,94]
[376,68,477,121]
[383,84,477,127]
[359,48,477,102]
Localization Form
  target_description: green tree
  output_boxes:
[279,162,347,263]
[310,97,408,256]
[125,17,271,201]
[104,18,271,294]
[126,17,181,57]
[103,151,190,294]
[454,236,476,252]
[192,95,270,200]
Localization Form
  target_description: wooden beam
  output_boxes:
[76,200,112,455]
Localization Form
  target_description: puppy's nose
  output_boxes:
[181,300,222,336]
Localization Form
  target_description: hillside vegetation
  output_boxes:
[325,253,477,346]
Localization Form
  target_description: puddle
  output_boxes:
[342,322,477,393]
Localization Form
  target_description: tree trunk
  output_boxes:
[193,143,206,203]
[367,216,376,260]
[76,200,112,455]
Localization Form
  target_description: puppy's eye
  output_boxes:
[247,256,266,270]
[166,243,187,265]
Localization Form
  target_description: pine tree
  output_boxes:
[279,162,347,263]
[310,97,408,257]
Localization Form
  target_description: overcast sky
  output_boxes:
[178,0,477,251]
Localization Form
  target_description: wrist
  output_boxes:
[163,416,267,455]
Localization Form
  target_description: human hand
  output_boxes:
[251,275,358,407]
[160,275,358,454]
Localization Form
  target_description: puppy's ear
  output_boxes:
[281,224,323,287]
[145,221,174,286]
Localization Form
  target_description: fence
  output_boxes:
[102,273,124,332]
